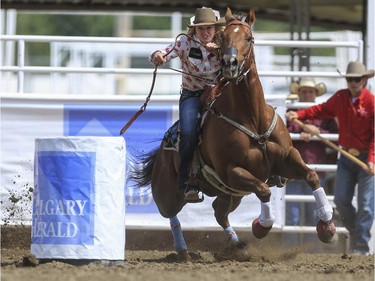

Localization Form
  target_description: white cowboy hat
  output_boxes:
[188,7,225,27]
[290,77,327,97]
[338,61,374,78]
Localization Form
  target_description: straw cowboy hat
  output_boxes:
[290,77,327,97]
[338,61,375,78]
[188,7,225,27]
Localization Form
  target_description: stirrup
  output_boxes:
[184,186,204,203]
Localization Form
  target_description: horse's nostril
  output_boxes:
[230,57,238,66]
[221,55,238,68]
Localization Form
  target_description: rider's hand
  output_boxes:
[285,111,298,121]
[205,42,220,53]
[151,51,166,66]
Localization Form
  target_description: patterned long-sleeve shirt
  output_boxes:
[151,34,222,91]
[296,88,374,164]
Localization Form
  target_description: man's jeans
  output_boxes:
[177,89,202,190]
[334,153,374,253]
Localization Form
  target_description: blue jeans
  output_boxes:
[177,89,202,190]
[285,178,325,226]
[334,153,374,253]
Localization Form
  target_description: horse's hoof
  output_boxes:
[215,241,250,262]
[177,250,191,262]
[316,220,336,243]
[252,218,272,239]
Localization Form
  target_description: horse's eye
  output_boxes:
[246,36,253,43]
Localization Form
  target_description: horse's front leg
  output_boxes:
[283,147,336,243]
[212,196,241,245]
[212,196,249,261]
[226,164,275,239]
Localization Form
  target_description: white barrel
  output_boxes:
[31,137,126,260]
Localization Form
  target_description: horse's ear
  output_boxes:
[225,7,235,23]
[247,7,256,26]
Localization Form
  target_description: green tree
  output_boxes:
[17,14,115,36]
[16,13,116,65]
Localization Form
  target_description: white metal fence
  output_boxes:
[1,35,363,237]
[1,34,363,95]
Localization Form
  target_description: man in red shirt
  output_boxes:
[286,61,374,255]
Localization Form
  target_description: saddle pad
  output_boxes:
[162,117,202,151]
[162,120,180,151]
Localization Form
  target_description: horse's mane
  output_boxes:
[231,11,248,22]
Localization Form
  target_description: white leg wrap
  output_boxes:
[313,187,333,222]
[259,201,275,227]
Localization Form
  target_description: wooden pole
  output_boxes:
[292,118,368,170]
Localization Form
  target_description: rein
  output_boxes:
[119,33,219,135]
[161,33,218,83]
[119,64,158,135]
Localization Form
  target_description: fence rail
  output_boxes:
[1,35,364,93]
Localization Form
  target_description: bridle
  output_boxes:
[207,19,278,171]
[222,19,255,84]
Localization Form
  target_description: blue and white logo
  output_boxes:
[32,151,96,245]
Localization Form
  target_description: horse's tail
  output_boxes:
[128,147,160,188]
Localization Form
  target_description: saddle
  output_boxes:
[161,121,224,194]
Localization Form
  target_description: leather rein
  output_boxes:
[119,33,217,135]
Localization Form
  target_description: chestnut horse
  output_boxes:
[130,7,336,261]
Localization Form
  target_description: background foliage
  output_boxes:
[15,12,333,66]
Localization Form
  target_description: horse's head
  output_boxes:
[220,7,255,80]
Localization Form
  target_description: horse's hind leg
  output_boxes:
[169,216,190,262]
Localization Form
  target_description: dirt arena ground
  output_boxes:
[1,226,374,281]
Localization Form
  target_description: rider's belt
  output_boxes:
[342,147,368,157]
[180,88,204,102]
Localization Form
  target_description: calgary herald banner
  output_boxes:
[31,137,126,259]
